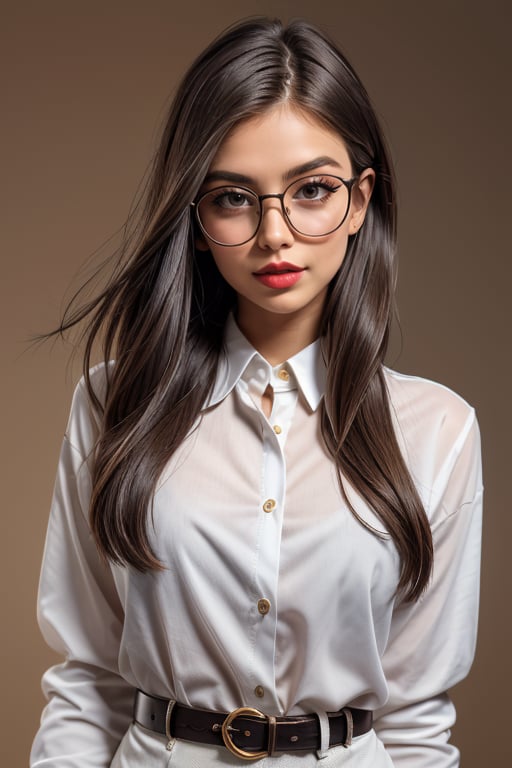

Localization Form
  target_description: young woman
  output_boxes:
[30,17,482,768]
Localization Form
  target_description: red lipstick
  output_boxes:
[253,262,305,289]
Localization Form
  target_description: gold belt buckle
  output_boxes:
[221,706,268,760]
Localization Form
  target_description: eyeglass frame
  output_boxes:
[190,173,360,247]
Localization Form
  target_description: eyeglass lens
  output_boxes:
[196,175,351,245]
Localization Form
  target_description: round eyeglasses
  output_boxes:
[191,174,358,247]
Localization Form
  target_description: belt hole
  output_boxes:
[212,723,221,732]
[244,730,251,737]
[290,735,299,742]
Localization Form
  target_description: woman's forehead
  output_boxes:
[208,103,352,182]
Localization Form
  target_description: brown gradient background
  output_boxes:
[2,0,510,765]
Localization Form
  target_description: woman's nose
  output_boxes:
[256,202,295,250]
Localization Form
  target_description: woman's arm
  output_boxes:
[31,375,134,767]
[374,410,483,766]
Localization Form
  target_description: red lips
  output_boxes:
[253,261,304,275]
[253,262,305,289]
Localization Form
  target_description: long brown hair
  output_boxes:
[54,18,432,601]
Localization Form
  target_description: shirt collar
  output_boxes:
[205,314,327,412]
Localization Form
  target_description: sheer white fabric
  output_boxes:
[31,317,482,767]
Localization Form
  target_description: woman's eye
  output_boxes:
[301,184,323,199]
[214,190,253,209]
[294,180,338,201]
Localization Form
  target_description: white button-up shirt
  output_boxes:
[31,316,482,767]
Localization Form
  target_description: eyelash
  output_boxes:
[303,176,340,190]
[212,189,253,208]
[294,178,341,198]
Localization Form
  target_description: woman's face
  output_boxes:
[196,103,374,340]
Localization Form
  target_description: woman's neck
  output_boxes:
[235,304,322,365]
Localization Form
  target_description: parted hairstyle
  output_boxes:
[55,17,433,601]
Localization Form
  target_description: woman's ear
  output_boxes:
[348,168,375,235]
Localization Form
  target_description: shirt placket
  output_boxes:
[240,361,298,712]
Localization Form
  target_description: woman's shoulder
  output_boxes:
[383,366,476,436]
[74,360,113,399]
[383,367,481,510]
[65,361,113,455]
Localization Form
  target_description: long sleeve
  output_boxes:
[374,408,483,767]
[30,378,134,767]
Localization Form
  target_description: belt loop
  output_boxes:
[267,715,277,756]
[165,699,176,751]
[315,710,330,759]
[341,707,353,747]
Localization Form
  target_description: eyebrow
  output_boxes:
[203,156,343,186]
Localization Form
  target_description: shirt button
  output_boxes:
[273,425,282,434]
[257,598,271,615]
[254,685,265,698]
[262,499,276,513]
[278,368,290,381]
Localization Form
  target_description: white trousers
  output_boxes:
[110,723,394,767]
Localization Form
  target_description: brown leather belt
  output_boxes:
[134,689,373,760]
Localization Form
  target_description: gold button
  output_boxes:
[254,685,265,698]
[273,425,282,434]
[262,499,276,513]
[257,598,271,615]
[278,368,290,381]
